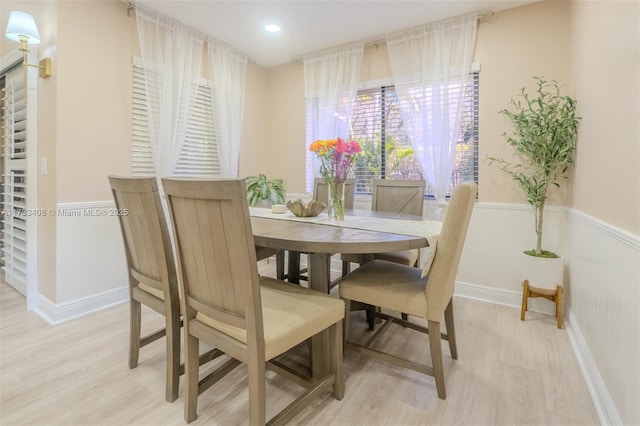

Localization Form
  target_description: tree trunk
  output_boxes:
[535,200,545,255]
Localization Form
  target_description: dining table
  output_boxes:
[250,206,442,378]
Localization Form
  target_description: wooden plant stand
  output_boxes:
[520,279,564,329]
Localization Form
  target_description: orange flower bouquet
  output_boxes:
[309,138,361,220]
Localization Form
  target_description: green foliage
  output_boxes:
[488,77,580,257]
[245,174,286,206]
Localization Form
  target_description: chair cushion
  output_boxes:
[374,249,419,266]
[196,278,344,360]
[339,259,428,318]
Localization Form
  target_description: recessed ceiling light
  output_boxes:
[265,24,281,33]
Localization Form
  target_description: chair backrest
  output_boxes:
[313,178,355,209]
[108,176,178,304]
[424,182,476,321]
[371,179,425,216]
[162,178,264,350]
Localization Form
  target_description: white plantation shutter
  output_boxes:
[132,60,220,177]
[131,63,154,176]
[1,69,28,294]
[174,82,220,176]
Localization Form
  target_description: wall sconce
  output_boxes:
[5,11,52,101]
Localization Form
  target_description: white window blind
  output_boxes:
[350,71,479,197]
[132,61,221,177]
[0,70,28,294]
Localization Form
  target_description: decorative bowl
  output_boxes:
[286,199,326,217]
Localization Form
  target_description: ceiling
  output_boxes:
[135,0,540,68]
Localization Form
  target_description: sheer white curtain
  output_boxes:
[386,15,478,201]
[135,7,205,177]
[303,43,364,192]
[207,39,248,177]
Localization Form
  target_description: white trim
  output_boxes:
[569,208,640,250]
[566,311,622,426]
[454,280,557,315]
[56,200,115,210]
[32,286,129,325]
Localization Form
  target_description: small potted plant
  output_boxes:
[489,77,580,290]
[245,174,286,206]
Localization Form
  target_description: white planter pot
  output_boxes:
[521,252,564,291]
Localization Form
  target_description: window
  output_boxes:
[350,71,479,197]
[131,61,221,176]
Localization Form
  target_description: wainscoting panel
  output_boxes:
[54,201,128,305]
[568,210,639,426]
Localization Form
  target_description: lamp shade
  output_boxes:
[5,11,41,44]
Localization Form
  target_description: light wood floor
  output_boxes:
[0,260,600,426]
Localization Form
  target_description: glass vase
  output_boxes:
[328,181,345,221]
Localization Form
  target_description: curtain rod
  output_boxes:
[292,10,493,64]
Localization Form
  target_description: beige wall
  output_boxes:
[476,1,571,205]
[57,1,134,202]
[238,62,267,179]
[570,0,639,235]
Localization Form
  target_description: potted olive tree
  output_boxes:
[489,77,580,290]
[245,174,286,206]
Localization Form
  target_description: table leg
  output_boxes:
[308,252,331,378]
[307,253,331,294]
[287,251,301,284]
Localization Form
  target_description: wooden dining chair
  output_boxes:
[162,177,345,425]
[339,182,476,399]
[286,178,355,286]
[108,176,182,403]
[313,177,355,210]
[341,179,426,276]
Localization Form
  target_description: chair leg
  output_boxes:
[129,298,141,369]
[365,306,376,330]
[165,314,181,402]
[343,299,351,352]
[443,299,458,360]
[248,356,266,426]
[330,322,345,400]
[184,332,200,423]
[428,320,446,399]
[520,279,529,321]
[556,285,564,329]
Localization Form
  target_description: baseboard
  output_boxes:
[33,286,129,325]
[454,280,556,315]
[566,311,622,426]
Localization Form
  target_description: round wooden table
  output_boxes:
[251,210,438,378]
[251,214,429,294]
